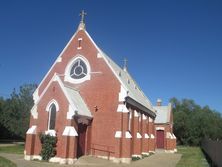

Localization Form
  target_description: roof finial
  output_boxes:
[78,10,87,30]
[80,10,87,23]
[123,58,128,71]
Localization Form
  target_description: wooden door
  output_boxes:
[77,123,87,158]
[156,130,164,148]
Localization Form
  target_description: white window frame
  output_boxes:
[46,99,59,131]
[64,55,91,84]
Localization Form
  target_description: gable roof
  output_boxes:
[83,30,155,114]
[64,85,91,118]
[101,51,155,113]
[31,74,92,119]
[153,104,172,123]
[34,23,155,115]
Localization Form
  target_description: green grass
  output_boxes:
[176,146,209,167]
[0,156,16,167]
[0,144,24,154]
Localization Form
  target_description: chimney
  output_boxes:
[157,98,162,106]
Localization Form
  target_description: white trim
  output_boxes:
[45,130,56,136]
[156,127,165,130]
[49,157,77,164]
[144,133,149,139]
[30,105,38,119]
[149,117,153,122]
[117,104,129,113]
[125,131,132,138]
[118,85,128,102]
[115,131,122,138]
[64,55,91,84]
[136,132,142,138]
[84,30,129,92]
[26,125,37,134]
[31,75,91,120]
[97,52,102,58]
[142,114,147,120]
[62,126,78,136]
[46,99,59,131]
[132,154,142,158]
[33,88,39,104]
[33,30,79,98]
[46,99,59,112]
[139,113,142,122]
[24,155,42,161]
[142,152,149,155]
[57,57,62,62]
[134,110,139,117]
[150,134,155,139]
[67,104,75,119]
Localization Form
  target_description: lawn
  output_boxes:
[176,146,209,167]
[0,156,16,167]
[0,144,24,154]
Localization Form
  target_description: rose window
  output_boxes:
[70,58,88,79]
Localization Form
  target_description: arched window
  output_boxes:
[48,104,56,130]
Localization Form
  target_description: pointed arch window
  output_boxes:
[48,104,56,130]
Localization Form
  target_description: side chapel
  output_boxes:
[25,11,176,164]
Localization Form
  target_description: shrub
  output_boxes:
[132,156,141,161]
[39,133,57,161]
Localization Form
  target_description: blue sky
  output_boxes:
[0,0,222,112]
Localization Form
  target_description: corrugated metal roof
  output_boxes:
[64,85,92,118]
[154,104,171,123]
[101,51,155,113]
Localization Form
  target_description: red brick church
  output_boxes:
[24,11,176,164]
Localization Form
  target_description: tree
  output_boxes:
[170,97,222,146]
[0,84,37,139]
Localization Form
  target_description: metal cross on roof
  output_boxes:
[79,10,87,23]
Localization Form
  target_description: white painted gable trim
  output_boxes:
[33,30,79,98]
[31,74,91,120]
[62,126,78,136]
[84,30,128,92]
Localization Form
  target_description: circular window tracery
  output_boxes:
[70,59,88,79]
[64,56,90,84]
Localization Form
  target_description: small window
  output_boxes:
[49,104,56,130]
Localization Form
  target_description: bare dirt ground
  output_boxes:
[0,152,181,167]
